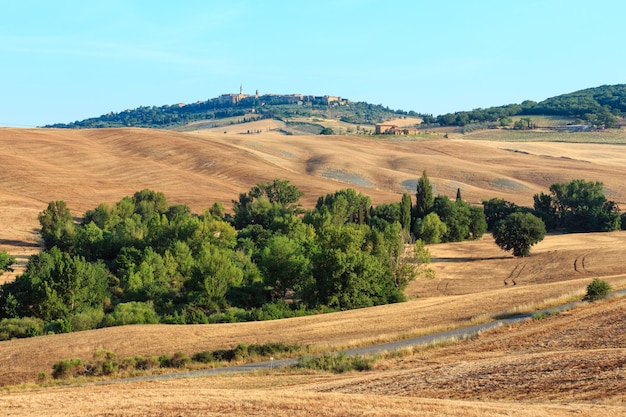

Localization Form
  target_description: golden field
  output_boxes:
[1,126,626,416]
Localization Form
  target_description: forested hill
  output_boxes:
[435,84,626,128]
[43,94,421,130]
[44,84,626,130]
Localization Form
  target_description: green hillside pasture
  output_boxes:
[290,116,377,135]
[463,128,626,143]
[511,115,576,127]
[283,121,325,135]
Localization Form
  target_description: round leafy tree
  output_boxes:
[583,278,611,302]
[493,212,546,257]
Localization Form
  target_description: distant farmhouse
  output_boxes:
[217,85,349,107]
[375,123,420,135]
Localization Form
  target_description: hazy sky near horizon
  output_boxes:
[1,0,625,127]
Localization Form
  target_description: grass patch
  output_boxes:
[46,341,304,382]
[294,352,375,373]
[532,310,560,320]
[493,290,584,319]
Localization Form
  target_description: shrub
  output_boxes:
[0,317,44,340]
[191,342,301,364]
[247,342,299,357]
[584,278,611,302]
[169,351,191,368]
[52,358,85,379]
[68,307,105,331]
[132,355,160,370]
[208,307,248,323]
[192,350,217,363]
[158,354,172,368]
[101,302,159,326]
[90,350,119,375]
[43,318,73,335]
[119,356,138,371]
[295,353,374,373]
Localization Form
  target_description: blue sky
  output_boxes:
[1,0,625,127]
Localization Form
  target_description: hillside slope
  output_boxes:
[3,126,626,271]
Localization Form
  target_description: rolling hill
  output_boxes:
[2,122,626,416]
[3,125,626,280]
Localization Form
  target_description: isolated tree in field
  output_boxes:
[583,278,611,302]
[493,212,546,257]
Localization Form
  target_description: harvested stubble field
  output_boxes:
[1,126,626,416]
[2,297,625,417]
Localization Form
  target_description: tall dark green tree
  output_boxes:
[259,235,311,299]
[370,202,401,228]
[0,247,110,321]
[400,193,412,232]
[315,188,372,226]
[483,198,523,230]
[432,196,470,242]
[415,170,434,221]
[493,212,546,257]
[0,251,15,274]
[38,201,76,251]
[305,223,386,309]
[468,205,487,240]
[535,179,620,232]
[232,179,303,229]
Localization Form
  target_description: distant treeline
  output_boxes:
[431,84,626,128]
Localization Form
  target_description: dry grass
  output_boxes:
[5,381,625,417]
[2,126,626,415]
[324,296,626,403]
[2,298,625,416]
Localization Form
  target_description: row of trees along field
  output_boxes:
[0,176,620,339]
